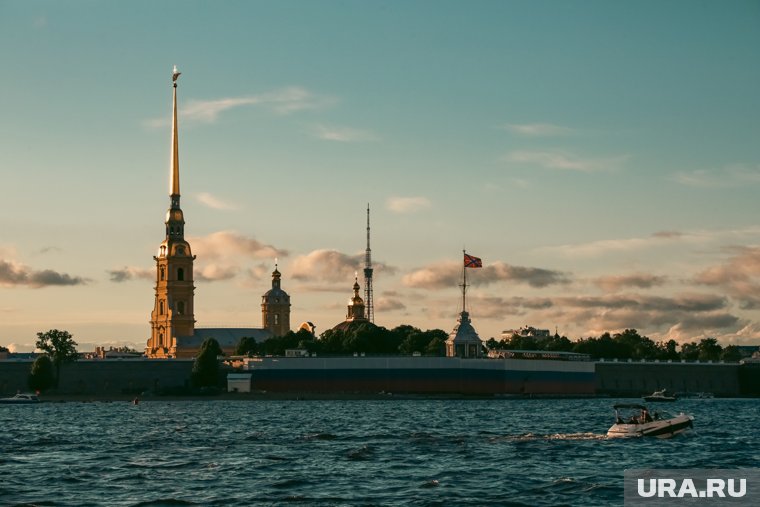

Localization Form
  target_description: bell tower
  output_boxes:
[261,262,291,338]
[146,66,196,358]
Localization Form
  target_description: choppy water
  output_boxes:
[1,398,758,506]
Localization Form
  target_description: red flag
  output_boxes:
[464,253,482,268]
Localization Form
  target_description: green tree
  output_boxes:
[235,336,258,356]
[28,355,56,392]
[697,337,722,361]
[35,329,78,386]
[191,338,223,388]
[720,345,743,362]
[680,341,700,361]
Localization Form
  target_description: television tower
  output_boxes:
[364,204,374,323]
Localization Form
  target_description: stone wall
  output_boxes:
[0,359,194,395]
[595,361,741,396]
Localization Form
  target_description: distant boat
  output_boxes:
[607,403,693,438]
[643,389,677,402]
[0,393,40,404]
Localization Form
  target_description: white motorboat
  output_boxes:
[642,389,677,402]
[607,403,693,439]
[0,393,40,404]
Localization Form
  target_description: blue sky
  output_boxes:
[1,1,759,352]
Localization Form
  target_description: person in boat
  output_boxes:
[641,409,653,423]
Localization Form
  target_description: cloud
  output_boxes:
[375,297,406,312]
[694,246,760,309]
[188,231,287,284]
[505,150,627,172]
[108,266,154,283]
[312,124,378,142]
[594,273,668,293]
[195,265,239,282]
[38,246,63,255]
[195,192,238,211]
[190,231,288,260]
[145,87,334,127]
[652,230,683,239]
[0,259,88,288]
[464,293,737,338]
[503,123,574,137]
[291,250,363,282]
[290,249,396,284]
[402,260,569,290]
[671,164,760,188]
[386,196,432,214]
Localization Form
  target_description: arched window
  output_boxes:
[177,268,184,281]
[274,314,280,325]
[159,301,165,315]
[177,301,185,315]
[160,266,165,281]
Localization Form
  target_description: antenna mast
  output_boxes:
[364,204,374,322]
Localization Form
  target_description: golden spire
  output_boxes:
[170,65,181,202]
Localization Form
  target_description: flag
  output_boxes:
[464,253,482,268]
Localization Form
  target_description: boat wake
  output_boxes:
[495,432,608,442]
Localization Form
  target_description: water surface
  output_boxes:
[1,398,757,506]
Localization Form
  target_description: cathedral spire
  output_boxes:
[170,65,181,208]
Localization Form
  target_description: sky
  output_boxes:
[1,1,759,353]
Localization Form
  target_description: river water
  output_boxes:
[1,397,757,506]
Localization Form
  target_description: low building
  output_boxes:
[227,373,252,393]
[501,326,551,341]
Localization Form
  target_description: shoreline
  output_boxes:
[32,392,605,402]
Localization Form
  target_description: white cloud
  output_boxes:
[504,123,573,137]
[312,124,378,142]
[190,231,287,260]
[145,87,335,127]
[505,150,628,172]
[386,196,431,214]
[671,164,760,188]
[195,192,238,211]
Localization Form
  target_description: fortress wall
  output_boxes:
[595,361,741,396]
[0,360,194,395]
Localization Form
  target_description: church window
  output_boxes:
[275,297,279,303]
[160,266,165,281]
[177,268,184,281]
[177,301,185,315]
[274,314,279,325]
[159,301,165,315]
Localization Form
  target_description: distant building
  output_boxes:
[446,311,483,358]
[501,326,551,341]
[330,276,376,333]
[445,252,484,358]
[261,264,291,337]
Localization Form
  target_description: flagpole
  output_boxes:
[462,249,467,313]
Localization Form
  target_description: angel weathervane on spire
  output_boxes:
[172,65,181,85]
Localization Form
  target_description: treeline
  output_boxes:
[235,324,447,357]
[487,328,745,362]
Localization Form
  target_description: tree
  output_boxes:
[697,337,722,361]
[191,338,223,388]
[720,345,743,362]
[35,329,78,386]
[28,355,56,392]
[235,336,258,356]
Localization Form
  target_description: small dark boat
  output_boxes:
[0,393,40,404]
[643,389,677,402]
